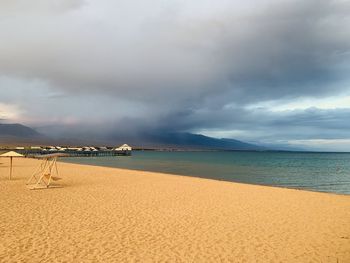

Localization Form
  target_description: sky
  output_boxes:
[0,0,350,151]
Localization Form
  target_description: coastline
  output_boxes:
[61,158,350,197]
[1,158,349,262]
[60,151,350,196]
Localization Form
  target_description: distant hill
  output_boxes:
[137,132,265,150]
[0,123,265,150]
[0,123,41,138]
[0,123,47,146]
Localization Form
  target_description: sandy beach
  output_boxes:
[0,157,349,262]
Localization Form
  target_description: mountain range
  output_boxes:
[0,123,41,138]
[0,123,46,146]
[0,123,265,150]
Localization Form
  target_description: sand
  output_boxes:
[0,158,349,262]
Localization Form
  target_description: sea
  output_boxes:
[62,151,350,195]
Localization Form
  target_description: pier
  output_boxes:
[1,145,132,158]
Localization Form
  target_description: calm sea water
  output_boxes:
[62,151,350,194]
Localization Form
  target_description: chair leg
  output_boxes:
[27,159,48,185]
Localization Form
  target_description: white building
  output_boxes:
[114,144,132,151]
[15,147,25,150]
[30,146,42,150]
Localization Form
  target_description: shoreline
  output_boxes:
[1,158,349,262]
[60,159,350,197]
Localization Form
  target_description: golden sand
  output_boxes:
[0,158,349,262]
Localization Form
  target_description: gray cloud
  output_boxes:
[152,106,350,141]
[0,0,350,150]
[0,0,85,15]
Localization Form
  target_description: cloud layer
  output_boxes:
[0,0,350,150]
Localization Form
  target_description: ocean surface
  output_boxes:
[62,151,350,194]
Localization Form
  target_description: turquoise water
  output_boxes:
[62,151,350,194]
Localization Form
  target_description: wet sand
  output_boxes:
[0,158,349,262]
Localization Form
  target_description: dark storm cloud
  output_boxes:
[0,0,350,149]
[1,0,349,102]
[153,106,350,140]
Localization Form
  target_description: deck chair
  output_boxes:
[27,154,65,190]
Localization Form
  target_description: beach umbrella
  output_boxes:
[0,151,24,180]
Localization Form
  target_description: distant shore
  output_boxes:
[0,158,349,262]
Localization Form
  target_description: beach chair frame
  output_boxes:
[27,156,62,190]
